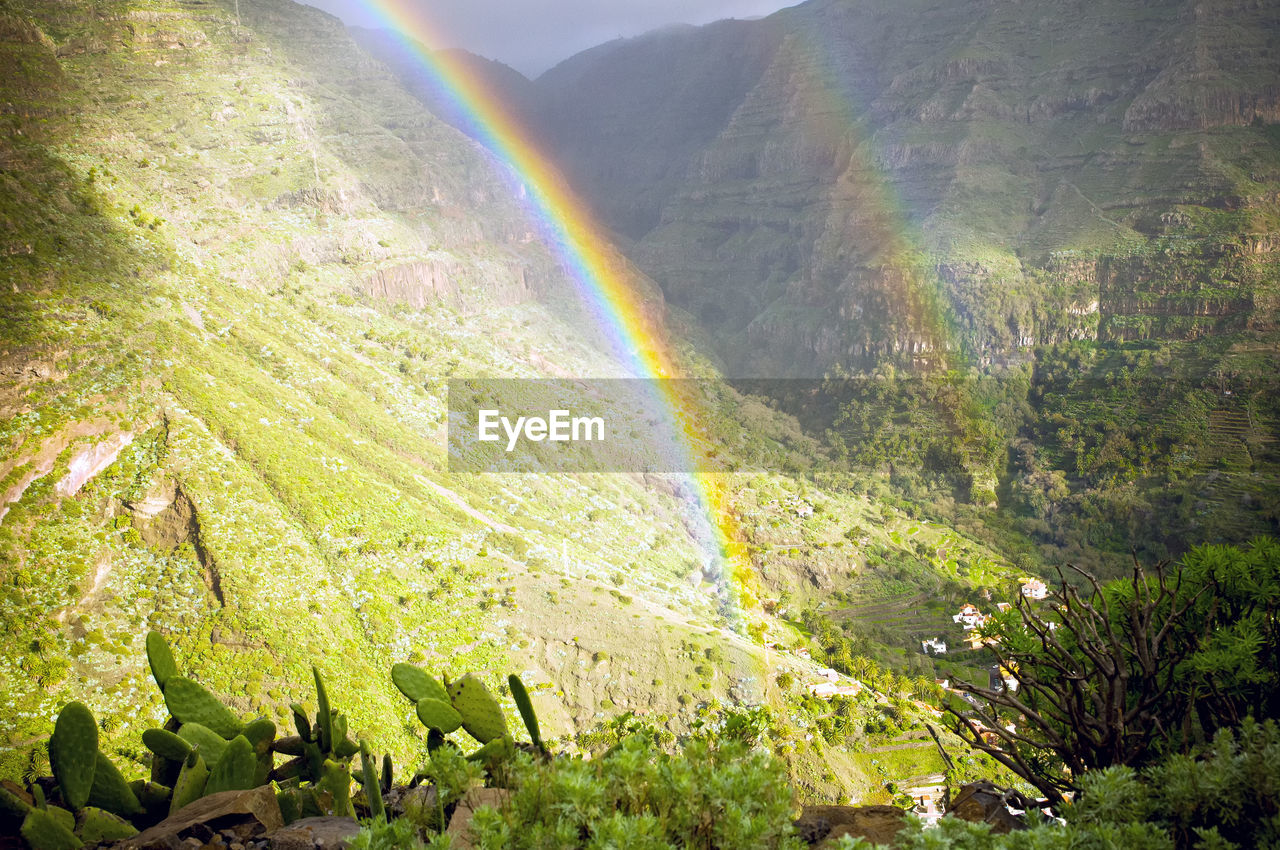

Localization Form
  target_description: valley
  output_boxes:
[0,0,1277,836]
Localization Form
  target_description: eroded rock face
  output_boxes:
[440,0,1280,375]
[56,431,134,498]
[126,483,224,607]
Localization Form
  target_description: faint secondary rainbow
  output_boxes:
[353,1,757,609]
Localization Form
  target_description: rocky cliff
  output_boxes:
[475,0,1280,375]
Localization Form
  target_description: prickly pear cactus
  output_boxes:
[85,752,142,817]
[49,702,98,811]
[448,675,507,744]
[358,742,384,822]
[316,760,353,818]
[392,663,449,703]
[142,728,192,762]
[145,631,178,691]
[20,807,82,850]
[205,735,257,795]
[163,677,243,739]
[313,667,332,753]
[76,807,138,843]
[467,734,515,769]
[177,722,228,767]
[415,698,463,734]
[508,674,543,751]
[169,751,209,815]
[0,783,32,818]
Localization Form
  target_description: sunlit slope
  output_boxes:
[0,0,1022,803]
[0,0,713,776]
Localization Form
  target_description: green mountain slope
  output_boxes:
[0,0,1025,805]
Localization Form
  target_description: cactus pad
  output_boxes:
[177,722,228,767]
[415,698,463,734]
[508,674,543,751]
[145,631,177,691]
[391,663,449,703]
[448,675,507,744]
[163,677,243,739]
[359,742,384,822]
[20,807,82,850]
[85,752,142,817]
[205,735,256,795]
[466,734,515,767]
[50,702,98,811]
[169,751,209,815]
[76,807,138,843]
[142,728,192,762]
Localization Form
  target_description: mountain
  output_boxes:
[359,0,1280,565]
[0,0,1028,806]
[523,0,1280,374]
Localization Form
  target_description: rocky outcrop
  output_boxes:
[413,0,1280,373]
[127,483,224,608]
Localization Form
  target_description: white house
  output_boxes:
[921,637,947,655]
[953,604,986,629]
[1021,578,1048,600]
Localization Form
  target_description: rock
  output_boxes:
[123,787,283,850]
[268,816,359,850]
[386,784,437,820]
[445,788,511,849]
[946,781,1026,834]
[794,805,907,847]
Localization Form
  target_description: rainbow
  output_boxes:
[351,1,757,611]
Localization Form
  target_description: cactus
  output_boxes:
[177,722,228,767]
[359,742,384,822]
[163,677,243,739]
[76,807,138,843]
[277,789,301,825]
[205,735,256,795]
[131,781,172,820]
[447,674,508,744]
[242,718,276,786]
[380,753,393,795]
[142,728,192,762]
[316,759,352,818]
[145,631,177,691]
[508,674,544,753]
[415,698,463,734]
[273,735,305,756]
[169,751,209,815]
[290,703,312,742]
[467,735,515,768]
[313,667,332,754]
[86,752,142,817]
[330,712,359,758]
[392,662,449,703]
[20,807,82,850]
[0,782,32,817]
[49,702,98,811]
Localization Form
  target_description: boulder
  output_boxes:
[445,788,511,849]
[794,804,907,847]
[123,786,282,849]
[946,781,1026,833]
[269,816,359,850]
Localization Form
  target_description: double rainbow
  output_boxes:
[351,1,755,611]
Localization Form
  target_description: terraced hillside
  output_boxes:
[0,0,1025,804]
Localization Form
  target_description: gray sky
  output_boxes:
[300,0,799,77]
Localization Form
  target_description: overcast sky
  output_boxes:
[300,0,799,77]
